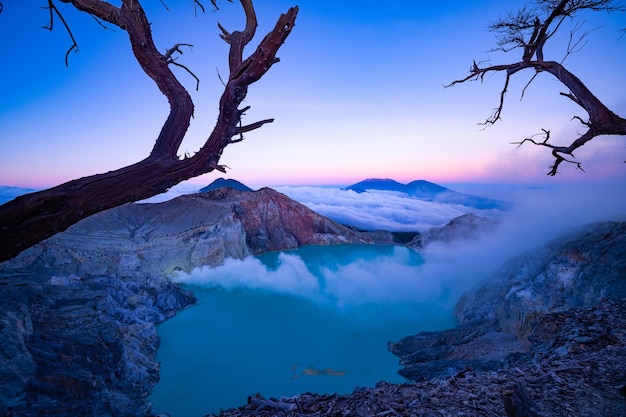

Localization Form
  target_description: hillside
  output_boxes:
[199,178,253,192]
[2,187,394,280]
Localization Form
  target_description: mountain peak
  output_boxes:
[199,178,253,193]
[344,178,407,193]
[345,178,510,210]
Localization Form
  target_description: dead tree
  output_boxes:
[447,0,626,176]
[0,0,298,263]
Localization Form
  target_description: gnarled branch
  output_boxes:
[234,118,274,135]
[448,0,626,175]
[0,1,298,262]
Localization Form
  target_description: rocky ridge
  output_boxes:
[406,213,498,249]
[2,187,393,279]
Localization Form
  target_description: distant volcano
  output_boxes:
[345,178,511,210]
[200,177,253,192]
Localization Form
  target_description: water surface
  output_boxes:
[150,245,456,416]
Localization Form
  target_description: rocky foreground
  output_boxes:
[0,187,624,416]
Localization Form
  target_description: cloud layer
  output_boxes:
[174,180,626,315]
[274,186,500,231]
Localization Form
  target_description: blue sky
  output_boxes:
[1,0,625,188]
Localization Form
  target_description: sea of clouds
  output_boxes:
[0,186,38,205]
[273,186,500,232]
[171,181,626,311]
[140,181,504,231]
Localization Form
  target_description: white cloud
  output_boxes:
[172,245,477,314]
[274,186,497,231]
[172,254,322,299]
[138,181,203,203]
[0,186,38,205]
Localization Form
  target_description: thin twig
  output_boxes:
[44,0,79,66]
[163,44,200,90]
[170,61,200,90]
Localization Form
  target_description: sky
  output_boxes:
[1,0,625,189]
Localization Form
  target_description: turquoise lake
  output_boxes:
[149,245,457,416]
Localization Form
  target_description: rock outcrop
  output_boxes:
[455,220,626,337]
[228,187,389,253]
[0,273,194,417]
[391,221,626,381]
[407,213,499,249]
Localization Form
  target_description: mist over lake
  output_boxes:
[150,244,458,416]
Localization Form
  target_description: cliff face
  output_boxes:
[390,221,626,387]
[0,273,195,417]
[455,221,626,337]
[228,187,384,253]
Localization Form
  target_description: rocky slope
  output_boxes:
[0,273,194,417]
[1,187,392,279]
[391,221,626,381]
[407,213,498,249]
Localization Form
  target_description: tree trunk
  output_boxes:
[0,1,298,263]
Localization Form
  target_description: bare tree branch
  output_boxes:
[162,43,200,90]
[448,0,626,175]
[162,43,193,62]
[0,1,298,262]
[233,118,274,135]
[209,0,233,12]
[513,129,588,174]
[44,0,79,66]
